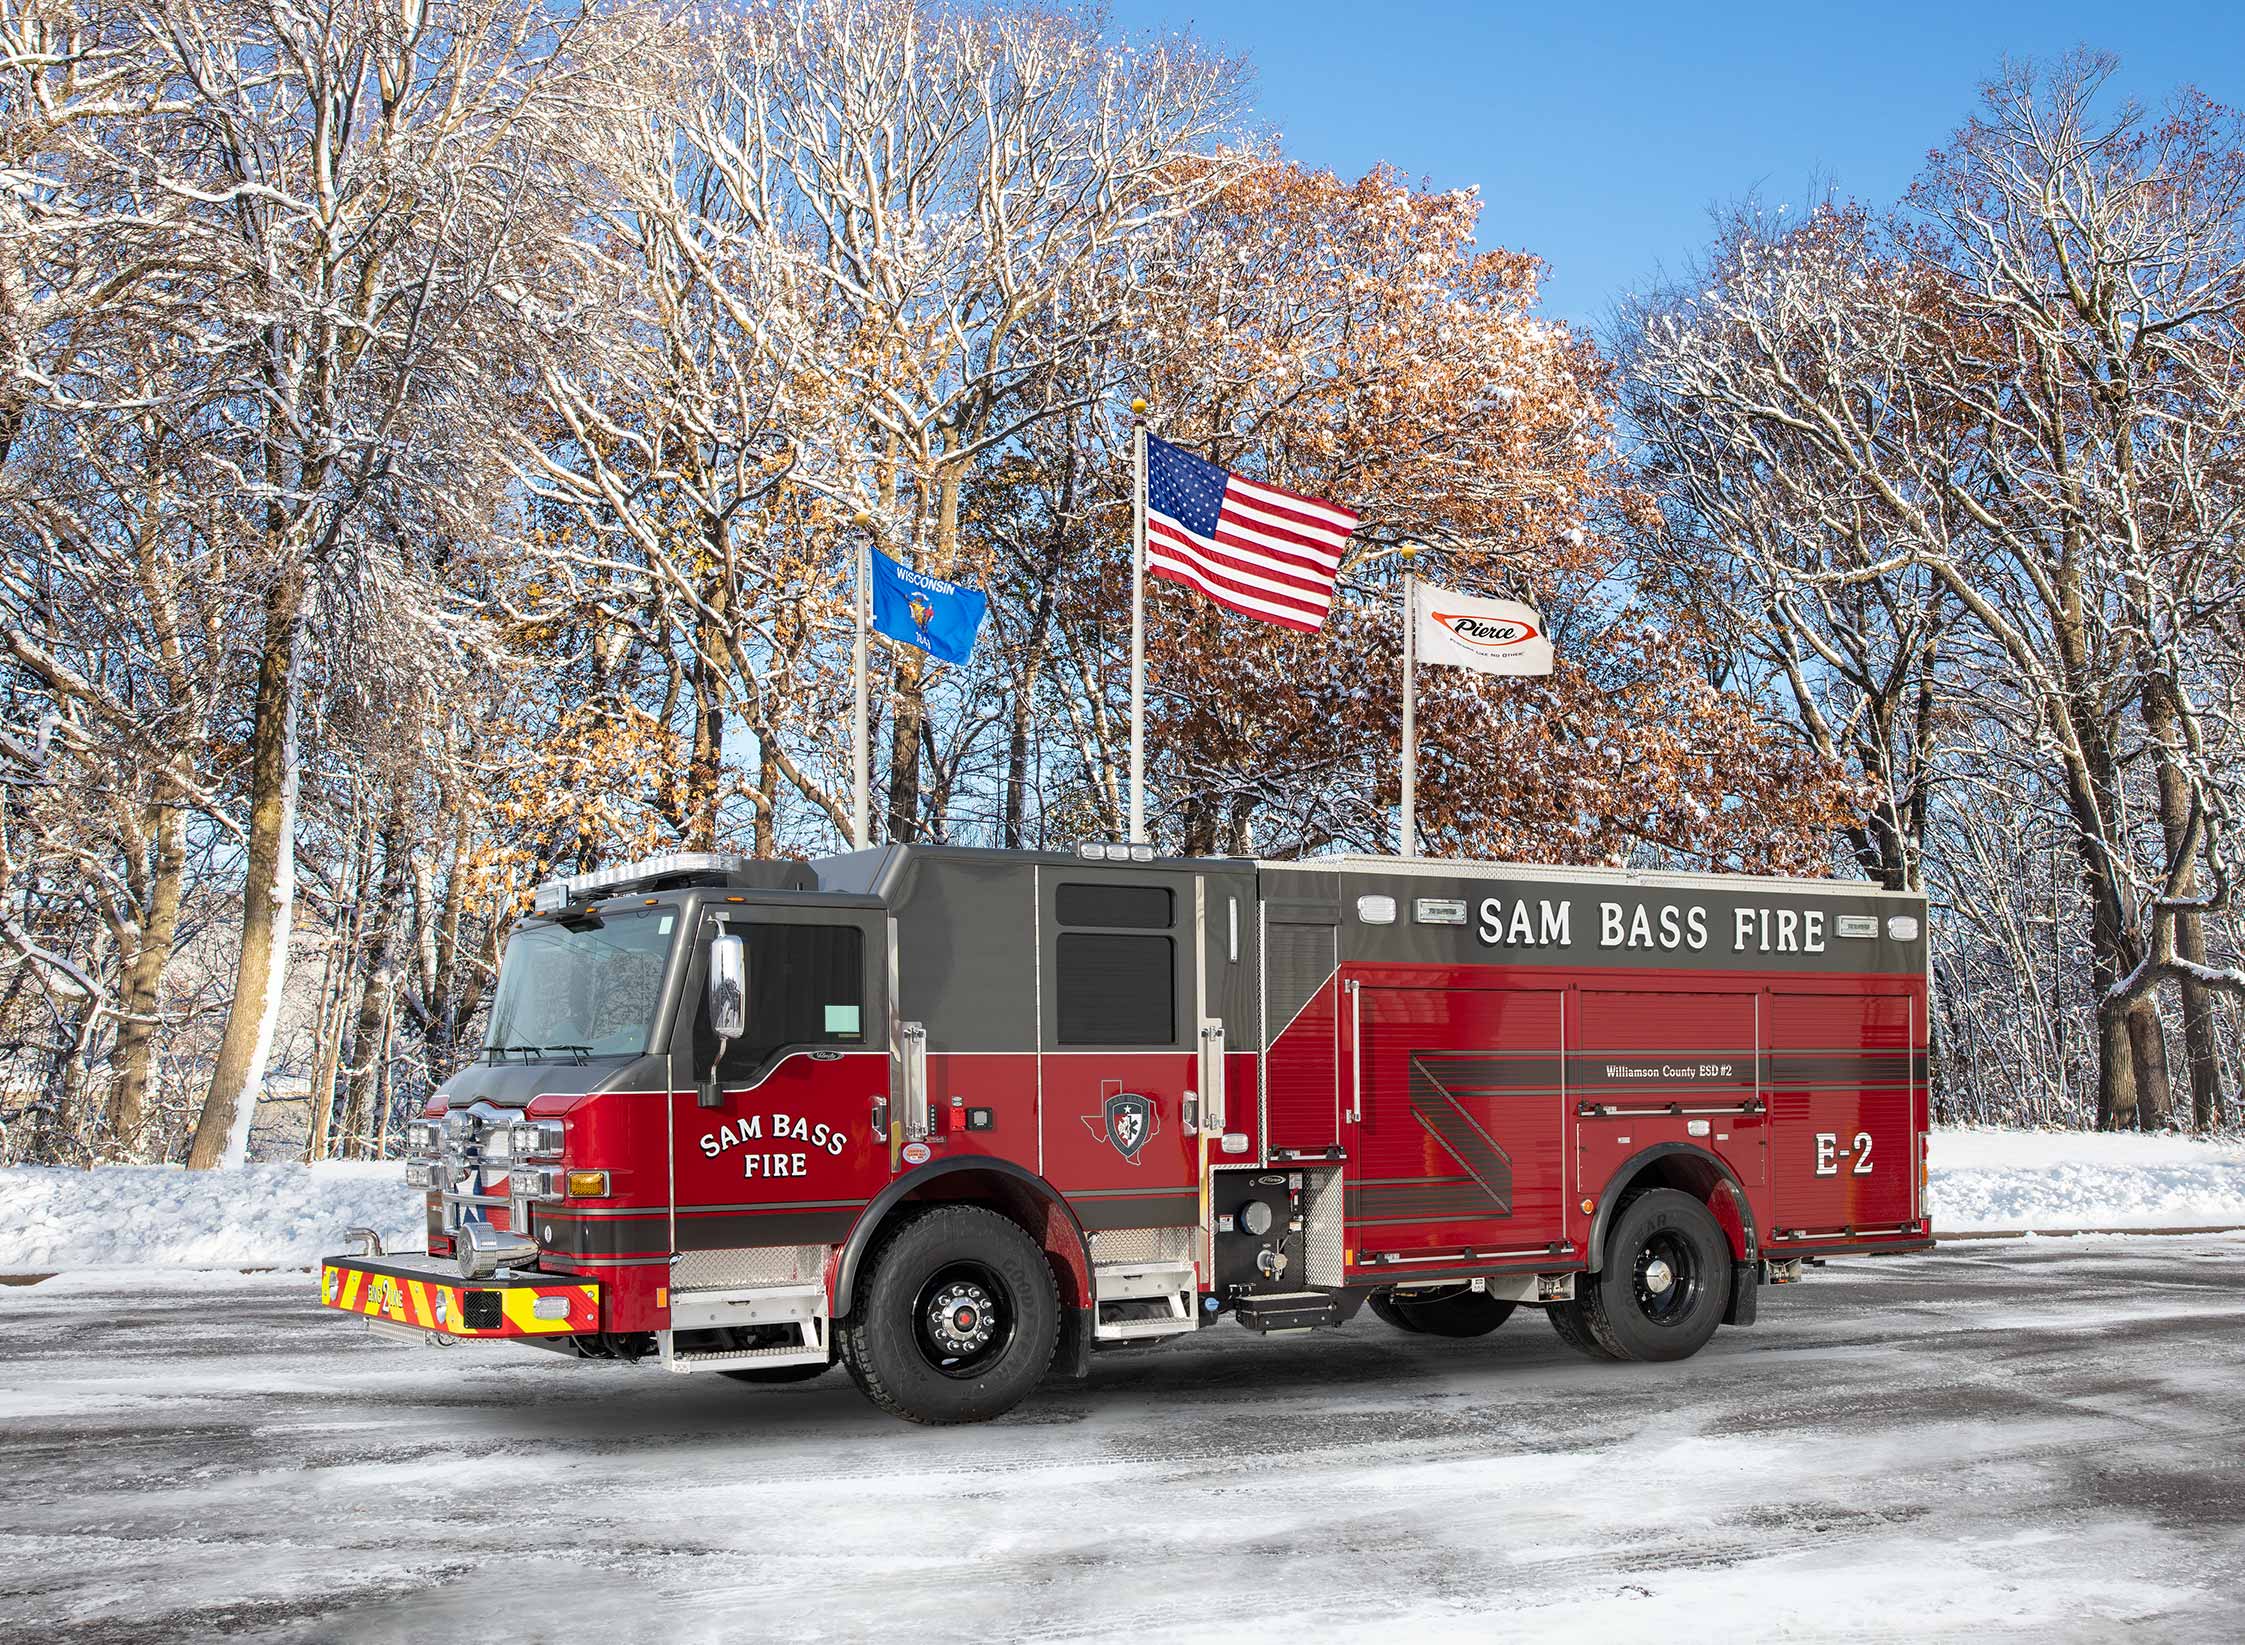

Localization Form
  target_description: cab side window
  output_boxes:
[713,924,865,1076]
[1055,883,1174,1046]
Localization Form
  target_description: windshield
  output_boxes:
[484,906,678,1058]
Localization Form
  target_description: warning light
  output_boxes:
[1580,1198,1596,1215]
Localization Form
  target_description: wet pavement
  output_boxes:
[2,1236,2241,1642]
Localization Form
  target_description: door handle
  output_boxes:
[1346,978,1362,1123]
[869,1095,889,1140]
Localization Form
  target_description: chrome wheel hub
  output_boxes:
[926,1281,996,1355]
[1642,1257,1676,1295]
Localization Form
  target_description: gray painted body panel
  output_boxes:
[1267,863,1926,978]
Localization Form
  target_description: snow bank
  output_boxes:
[1928,1127,2245,1231]
[5,1128,2245,1272]
[0,1162,419,1274]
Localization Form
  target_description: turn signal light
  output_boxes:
[566,1170,611,1198]
[1580,1197,1596,1215]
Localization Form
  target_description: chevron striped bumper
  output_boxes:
[319,1254,599,1338]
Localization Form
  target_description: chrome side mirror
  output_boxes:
[709,932,747,1043]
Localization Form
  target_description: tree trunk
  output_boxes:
[2126,1000,2174,1131]
[429,800,469,1055]
[885,645,926,841]
[371,989,398,1160]
[753,737,780,858]
[343,820,408,1159]
[306,806,377,1162]
[888,434,963,843]
[108,799,185,1153]
[686,624,726,851]
[187,570,308,1170]
[2143,672,2227,1130]
[2094,993,2137,1131]
[2087,831,2140,1131]
[2177,914,2225,1130]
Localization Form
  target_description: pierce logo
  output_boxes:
[1081,1080,1159,1164]
[1434,611,1540,652]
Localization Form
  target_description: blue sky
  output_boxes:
[1118,1,2245,332]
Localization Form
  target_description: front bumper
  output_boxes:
[320,1254,600,1338]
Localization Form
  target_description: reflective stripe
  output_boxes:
[316,1260,598,1337]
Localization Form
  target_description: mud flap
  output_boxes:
[1722,1260,1759,1327]
[1052,1302,1095,1380]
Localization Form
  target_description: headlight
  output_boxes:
[405,1162,437,1189]
[508,1119,566,1160]
[509,1165,563,1199]
[406,1119,441,1157]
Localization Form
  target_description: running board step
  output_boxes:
[1232,1291,1344,1334]
[1092,1260,1196,1342]
[660,1283,830,1373]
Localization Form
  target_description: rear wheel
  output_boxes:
[1545,1295,1615,1359]
[837,1205,1059,1425]
[1390,1284,1515,1338]
[1365,1289,1425,1333]
[1573,1189,1732,1363]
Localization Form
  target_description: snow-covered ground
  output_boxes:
[5,1128,2245,1273]
[3,1238,2241,1642]
[0,1161,419,1273]
[1927,1128,2245,1231]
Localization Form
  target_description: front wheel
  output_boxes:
[837,1205,1059,1424]
[1573,1189,1732,1363]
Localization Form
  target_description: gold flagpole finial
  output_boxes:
[1130,398,1148,417]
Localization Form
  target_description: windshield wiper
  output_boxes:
[543,1044,594,1065]
[485,1043,542,1066]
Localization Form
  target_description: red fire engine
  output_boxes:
[320,845,1932,1423]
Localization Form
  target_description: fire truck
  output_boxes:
[319,845,1932,1424]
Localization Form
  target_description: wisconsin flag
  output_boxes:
[1413,582,1554,676]
[869,548,987,666]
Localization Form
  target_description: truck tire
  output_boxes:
[717,1361,832,1385]
[1545,1295,1616,1359]
[1391,1285,1515,1338]
[837,1205,1059,1425]
[1575,1189,1732,1363]
[1365,1289,1425,1333]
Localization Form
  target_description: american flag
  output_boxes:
[1143,434,1357,632]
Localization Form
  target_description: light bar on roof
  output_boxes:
[1073,841,1156,863]
[530,851,754,912]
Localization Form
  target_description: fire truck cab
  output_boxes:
[320,845,1932,1424]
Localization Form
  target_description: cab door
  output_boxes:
[669,906,892,1263]
[1037,870,1204,1236]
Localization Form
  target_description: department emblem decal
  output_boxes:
[1082,1081,1159,1164]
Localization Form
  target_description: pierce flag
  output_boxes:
[868,548,987,666]
[1412,582,1554,676]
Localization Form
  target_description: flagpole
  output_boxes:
[1128,399,1148,845]
[850,510,871,850]
[1400,542,1419,859]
